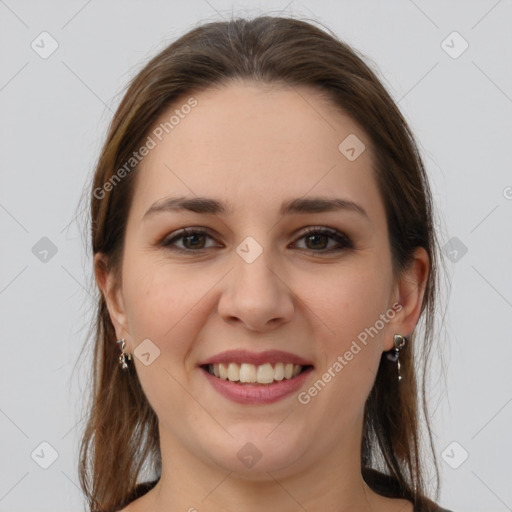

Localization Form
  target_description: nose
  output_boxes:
[217,245,295,332]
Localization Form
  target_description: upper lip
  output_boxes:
[198,349,314,367]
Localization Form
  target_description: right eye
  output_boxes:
[161,228,218,254]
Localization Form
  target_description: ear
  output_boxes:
[383,246,430,351]
[94,253,131,342]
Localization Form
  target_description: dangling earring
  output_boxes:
[116,338,132,370]
[386,334,406,382]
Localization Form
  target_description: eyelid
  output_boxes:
[161,227,218,250]
[293,226,353,252]
[160,225,353,254]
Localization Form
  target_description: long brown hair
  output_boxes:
[77,15,445,511]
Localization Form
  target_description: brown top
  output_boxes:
[123,470,454,512]
[362,468,453,512]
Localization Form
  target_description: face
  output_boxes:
[99,81,424,481]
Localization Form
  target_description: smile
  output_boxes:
[198,349,314,404]
[200,364,314,405]
[204,362,310,384]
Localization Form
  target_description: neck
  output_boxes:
[145,415,383,512]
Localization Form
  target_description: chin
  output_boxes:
[207,426,310,478]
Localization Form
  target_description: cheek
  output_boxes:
[120,259,206,410]
[298,268,391,423]
[312,262,391,333]
[121,253,200,350]
[304,259,393,378]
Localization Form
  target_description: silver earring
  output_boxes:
[116,338,132,370]
[386,334,406,382]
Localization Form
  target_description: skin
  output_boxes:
[96,81,428,512]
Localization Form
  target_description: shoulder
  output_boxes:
[114,479,159,512]
[413,497,454,512]
[114,496,148,512]
[414,499,454,512]
[417,495,454,512]
[115,502,138,512]
[362,467,453,512]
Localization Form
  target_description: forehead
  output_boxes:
[129,81,384,223]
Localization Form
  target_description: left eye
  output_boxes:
[161,227,353,254]
[293,227,353,252]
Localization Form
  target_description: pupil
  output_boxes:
[307,234,326,249]
[185,234,204,249]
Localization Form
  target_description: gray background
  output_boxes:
[1,1,511,511]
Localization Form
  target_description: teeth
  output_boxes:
[227,363,239,382]
[256,363,274,384]
[208,362,304,384]
[274,362,285,381]
[219,363,228,380]
[240,363,256,383]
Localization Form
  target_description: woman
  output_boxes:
[78,15,453,512]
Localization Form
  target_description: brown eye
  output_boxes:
[161,226,353,255]
[161,228,216,253]
[293,227,353,253]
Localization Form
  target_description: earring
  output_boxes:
[116,338,132,370]
[386,334,406,382]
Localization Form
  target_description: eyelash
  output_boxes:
[160,226,353,255]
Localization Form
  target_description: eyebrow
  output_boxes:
[142,195,369,220]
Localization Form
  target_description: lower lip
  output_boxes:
[200,366,314,405]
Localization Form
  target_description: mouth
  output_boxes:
[198,349,314,404]
[201,362,314,385]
